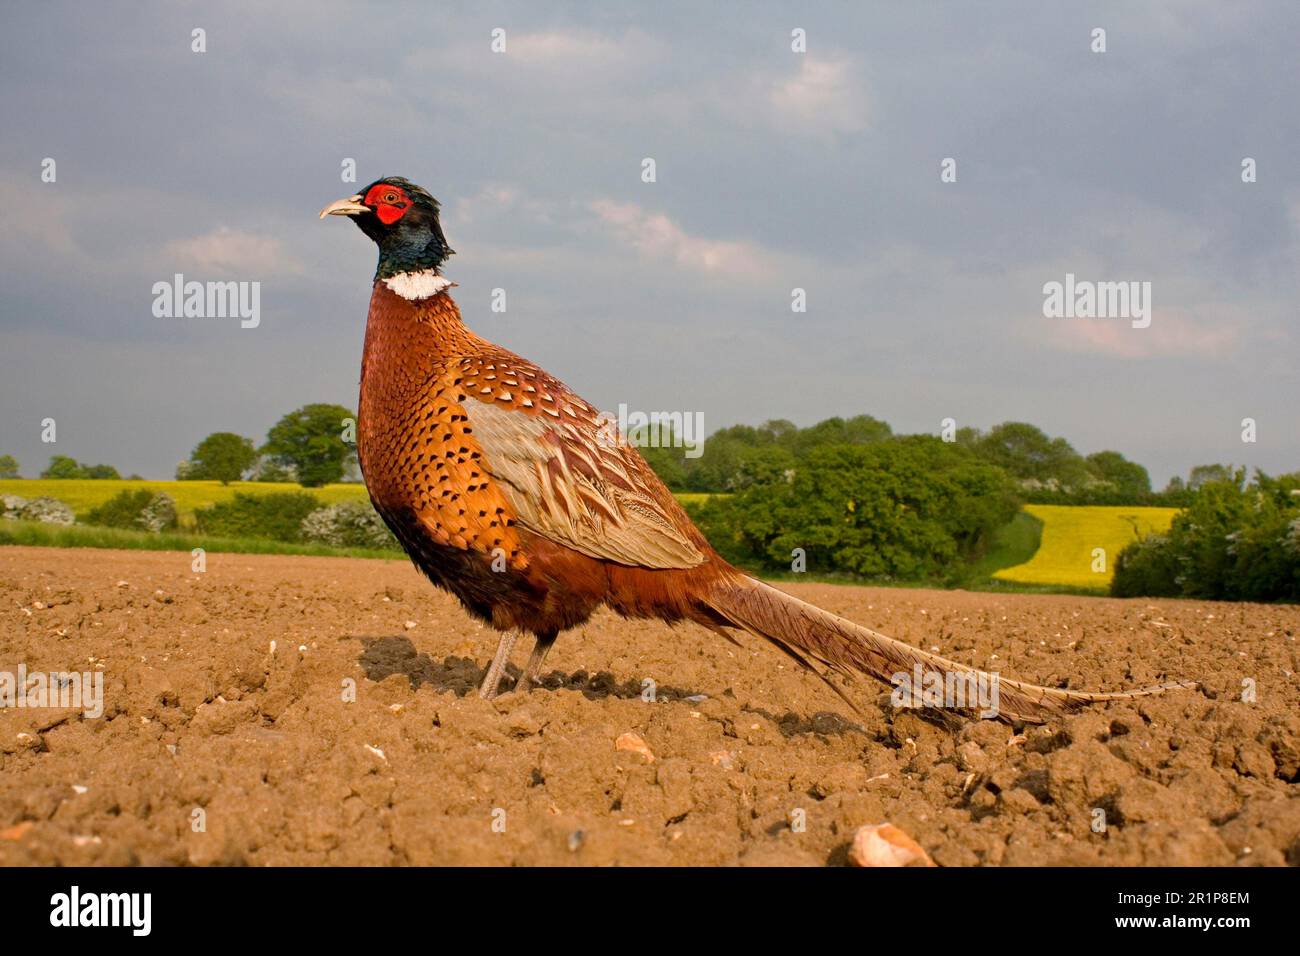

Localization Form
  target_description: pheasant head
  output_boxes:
[319,177,455,281]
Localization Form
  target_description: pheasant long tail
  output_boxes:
[703,574,1195,724]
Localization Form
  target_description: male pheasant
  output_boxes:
[321,177,1192,724]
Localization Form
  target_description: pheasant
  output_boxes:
[320,177,1193,724]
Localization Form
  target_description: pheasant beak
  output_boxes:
[318,194,369,219]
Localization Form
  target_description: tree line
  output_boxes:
[1112,469,1299,602]
[173,403,358,487]
[4,407,1294,600]
[2,409,1225,504]
[642,415,1201,505]
[642,415,1296,595]
[0,404,359,488]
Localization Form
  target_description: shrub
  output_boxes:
[194,491,321,541]
[1112,471,1300,601]
[138,494,179,533]
[1109,534,1182,597]
[2,495,29,519]
[693,436,1021,581]
[85,490,178,532]
[15,497,75,525]
[300,501,399,550]
[85,490,151,529]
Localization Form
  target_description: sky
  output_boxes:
[1,1,1297,485]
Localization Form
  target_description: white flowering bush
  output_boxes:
[301,501,398,550]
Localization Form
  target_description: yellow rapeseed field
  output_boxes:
[0,479,369,522]
[673,493,717,508]
[1,480,715,525]
[994,504,1179,590]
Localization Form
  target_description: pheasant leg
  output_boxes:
[478,630,519,700]
[518,632,559,693]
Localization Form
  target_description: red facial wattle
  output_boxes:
[362,183,412,225]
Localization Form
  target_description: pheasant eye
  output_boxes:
[361,183,413,223]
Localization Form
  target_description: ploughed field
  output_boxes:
[1,546,1297,866]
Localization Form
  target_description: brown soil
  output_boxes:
[1,546,1297,866]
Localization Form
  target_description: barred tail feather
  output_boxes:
[704,575,1195,724]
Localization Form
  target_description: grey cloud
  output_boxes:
[1,1,1297,485]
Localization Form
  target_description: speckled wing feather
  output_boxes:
[457,354,705,570]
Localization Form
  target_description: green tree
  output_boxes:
[1085,450,1152,500]
[694,437,1020,580]
[791,415,892,456]
[1112,469,1300,601]
[730,444,798,488]
[41,455,88,479]
[635,422,690,491]
[1188,463,1233,490]
[682,415,892,493]
[250,458,297,483]
[974,422,1090,489]
[682,429,757,492]
[189,432,258,484]
[0,454,18,479]
[756,419,799,447]
[83,463,121,480]
[261,404,357,488]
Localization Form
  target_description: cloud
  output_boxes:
[1047,312,1241,360]
[769,57,870,137]
[268,70,416,128]
[507,30,629,65]
[406,28,659,79]
[2,4,1297,486]
[163,227,302,277]
[0,172,80,259]
[1288,193,1300,238]
[401,29,867,142]
[588,199,766,280]
[452,184,556,227]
